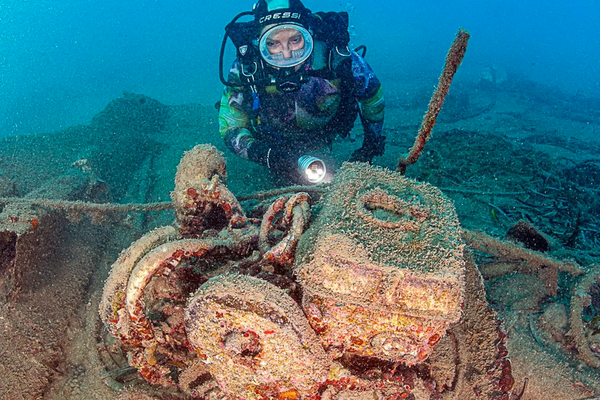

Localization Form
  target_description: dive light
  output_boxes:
[297,155,326,184]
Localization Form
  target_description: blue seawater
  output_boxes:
[0,0,598,137]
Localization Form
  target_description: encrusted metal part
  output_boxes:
[99,226,178,337]
[295,162,465,364]
[171,144,245,236]
[98,146,515,399]
[185,273,331,399]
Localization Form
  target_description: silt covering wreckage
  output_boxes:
[98,143,513,399]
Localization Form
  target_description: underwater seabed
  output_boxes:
[0,75,599,399]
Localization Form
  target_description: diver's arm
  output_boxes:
[218,60,299,173]
[218,81,294,172]
[347,52,386,162]
[218,61,259,161]
[219,87,253,160]
[219,94,255,160]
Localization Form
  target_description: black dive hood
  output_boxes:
[218,1,356,91]
[218,0,313,88]
[253,0,312,32]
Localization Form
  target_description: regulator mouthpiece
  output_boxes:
[297,155,326,183]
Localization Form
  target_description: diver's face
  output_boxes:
[265,28,305,58]
[259,24,313,68]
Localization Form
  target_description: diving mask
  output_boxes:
[259,23,313,68]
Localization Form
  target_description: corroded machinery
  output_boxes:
[295,163,465,365]
[99,144,511,400]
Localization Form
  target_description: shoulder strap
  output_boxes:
[226,21,258,62]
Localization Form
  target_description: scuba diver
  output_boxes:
[218,0,385,184]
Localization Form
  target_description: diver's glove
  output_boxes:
[247,141,297,175]
[349,135,386,163]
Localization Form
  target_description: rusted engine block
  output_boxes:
[295,162,465,365]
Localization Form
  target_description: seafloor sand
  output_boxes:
[0,73,599,399]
